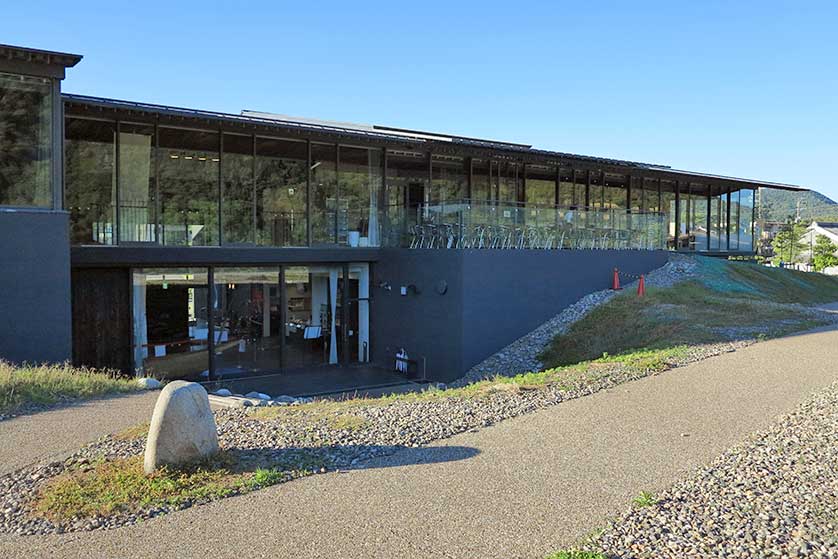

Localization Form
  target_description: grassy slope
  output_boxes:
[540,257,838,368]
[0,362,140,415]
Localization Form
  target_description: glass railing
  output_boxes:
[384,199,667,250]
[70,200,667,251]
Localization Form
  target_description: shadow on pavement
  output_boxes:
[220,444,480,474]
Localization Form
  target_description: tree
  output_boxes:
[771,221,807,264]
[812,234,838,272]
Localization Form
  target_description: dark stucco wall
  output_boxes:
[460,249,669,373]
[0,210,72,364]
[371,250,465,381]
[372,249,669,383]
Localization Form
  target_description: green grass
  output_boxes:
[0,361,141,415]
[34,456,235,520]
[632,490,658,508]
[545,551,607,559]
[539,258,838,368]
[33,452,311,521]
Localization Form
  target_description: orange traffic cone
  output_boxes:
[637,275,646,297]
[611,268,622,290]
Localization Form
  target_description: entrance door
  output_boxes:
[212,268,282,378]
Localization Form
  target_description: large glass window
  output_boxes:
[588,173,604,209]
[661,181,677,249]
[603,175,627,210]
[0,72,53,207]
[311,143,337,244]
[430,155,467,205]
[733,188,755,251]
[119,123,156,243]
[644,178,661,213]
[558,169,574,207]
[158,127,219,246]
[212,267,282,377]
[65,118,115,244]
[132,268,210,380]
[709,185,726,250]
[255,137,308,247]
[385,150,427,238]
[289,265,341,366]
[471,158,490,202]
[340,146,383,246]
[497,161,520,203]
[222,133,254,245]
[525,164,556,207]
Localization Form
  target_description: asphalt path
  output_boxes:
[3,325,838,558]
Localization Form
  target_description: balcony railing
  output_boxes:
[71,200,667,251]
[387,200,667,250]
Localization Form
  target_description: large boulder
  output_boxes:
[143,381,219,474]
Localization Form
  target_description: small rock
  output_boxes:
[213,388,232,397]
[136,377,162,390]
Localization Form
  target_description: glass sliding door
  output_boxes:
[212,268,282,378]
[132,268,210,380]
[283,265,335,369]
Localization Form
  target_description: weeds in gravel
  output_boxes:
[33,456,234,520]
[545,551,606,559]
[632,491,658,508]
[112,422,149,441]
[245,468,285,490]
[0,361,140,415]
[33,450,321,521]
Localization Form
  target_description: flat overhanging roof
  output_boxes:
[62,92,808,193]
[0,44,82,79]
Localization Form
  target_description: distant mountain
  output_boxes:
[758,188,838,223]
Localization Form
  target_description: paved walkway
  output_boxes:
[4,326,838,558]
[0,391,158,475]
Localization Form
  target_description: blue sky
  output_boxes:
[4,1,837,199]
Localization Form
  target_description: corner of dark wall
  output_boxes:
[0,211,72,364]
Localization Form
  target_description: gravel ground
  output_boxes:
[587,380,838,559]
[453,254,699,386]
[0,337,755,537]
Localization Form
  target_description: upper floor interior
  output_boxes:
[0,44,806,255]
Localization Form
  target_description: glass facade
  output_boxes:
[65,118,115,244]
[471,158,490,201]
[431,155,467,205]
[221,133,254,245]
[132,264,370,380]
[61,110,762,253]
[525,164,556,206]
[340,146,383,245]
[119,123,156,242]
[132,268,210,380]
[158,127,219,247]
[0,72,53,207]
[256,137,307,246]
